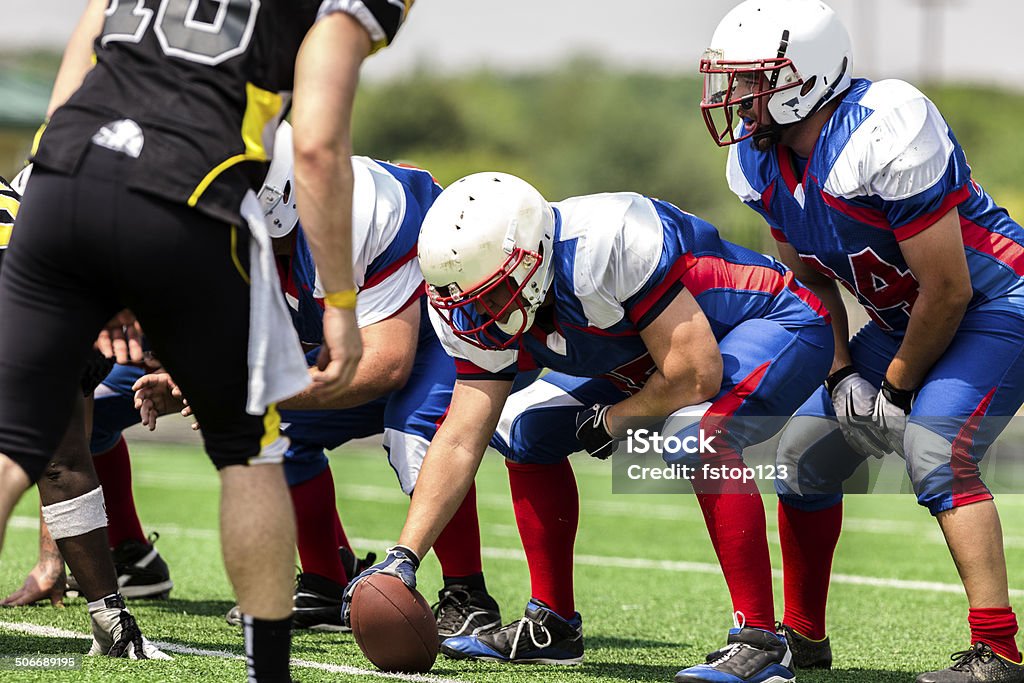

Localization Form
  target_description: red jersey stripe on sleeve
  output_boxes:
[892,184,971,241]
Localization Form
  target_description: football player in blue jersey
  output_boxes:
[133,127,502,638]
[700,1,1024,681]
[344,171,835,680]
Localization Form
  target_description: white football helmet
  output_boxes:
[699,0,852,146]
[257,120,299,238]
[418,172,555,350]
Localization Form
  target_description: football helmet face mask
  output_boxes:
[258,120,299,238]
[418,172,555,351]
[700,0,852,147]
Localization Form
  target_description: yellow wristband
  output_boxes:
[324,289,357,309]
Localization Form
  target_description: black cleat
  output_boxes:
[433,586,501,643]
[440,598,583,664]
[339,546,376,581]
[70,533,173,600]
[225,547,376,630]
[291,572,347,632]
[916,643,1024,683]
[674,626,795,683]
[778,622,832,670]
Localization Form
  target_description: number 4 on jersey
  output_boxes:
[848,247,919,329]
[799,248,918,330]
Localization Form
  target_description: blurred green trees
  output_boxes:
[353,61,1024,250]
[2,54,1023,251]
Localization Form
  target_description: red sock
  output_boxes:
[692,457,774,631]
[432,483,483,579]
[778,500,842,640]
[506,460,578,620]
[289,467,348,585]
[969,607,1022,663]
[92,437,146,548]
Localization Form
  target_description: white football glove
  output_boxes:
[872,380,914,457]
[827,367,890,459]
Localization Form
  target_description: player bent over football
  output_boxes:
[345,171,834,682]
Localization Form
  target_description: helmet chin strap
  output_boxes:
[751,123,783,151]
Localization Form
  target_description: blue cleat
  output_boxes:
[440,598,583,664]
[675,626,795,683]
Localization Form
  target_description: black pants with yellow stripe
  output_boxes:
[0,145,267,481]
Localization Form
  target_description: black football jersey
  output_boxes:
[32,0,411,225]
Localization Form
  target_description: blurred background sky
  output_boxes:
[2,0,1021,88]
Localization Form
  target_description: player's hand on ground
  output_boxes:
[873,380,914,457]
[313,306,363,391]
[132,372,194,431]
[827,367,890,459]
[1,558,66,607]
[97,309,145,364]
[341,545,419,626]
[575,404,618,459]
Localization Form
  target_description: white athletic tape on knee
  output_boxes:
[41,486,108,540]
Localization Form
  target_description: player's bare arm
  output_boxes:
[45,0,107,117]
[604,289,722,436]
[292,12,373,389]
[776,240,852,372]
[888,207,973,391]
[398,378,513,559]
[283,303,420,411]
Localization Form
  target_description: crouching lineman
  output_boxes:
[0,172,167,658]
[344,172,834,682]
[700,1,1024,680]
[135,130,501,638]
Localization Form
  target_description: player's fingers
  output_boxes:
[110,333,130,365]
[95,331,114,359]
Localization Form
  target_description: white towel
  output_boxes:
[241,191,310,415]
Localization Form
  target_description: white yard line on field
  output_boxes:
[10,515,1024,597]
[0,621,463,683]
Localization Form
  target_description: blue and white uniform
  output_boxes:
[437,193,833,465]
[729,78,1024,513]
[91,157,454,494]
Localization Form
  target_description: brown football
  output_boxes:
[350,573,439,673]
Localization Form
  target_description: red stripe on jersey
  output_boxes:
[683,255,785,297]
[784,271,831,322]
[761,180,775,213]
[454,358,490,375]
[770,227,788,243]
[820,192,890,230]
[951,387,996,508]
[961,219,1024,278]
[701,360,771,434]
[892,184,971,241]
[361,245,418,291]
[777,147,800,197]
[626,254,695,326]
[386,287,424,319]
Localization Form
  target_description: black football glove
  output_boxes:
[575,404,618,459]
